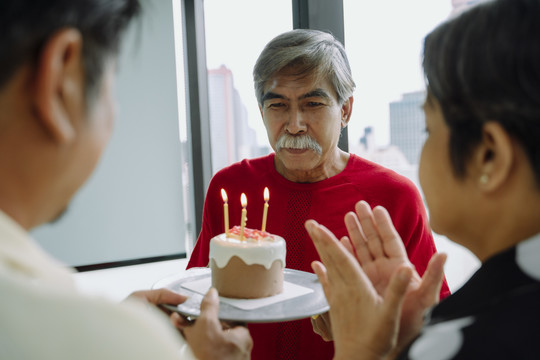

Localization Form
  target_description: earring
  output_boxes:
[479,174,489,185]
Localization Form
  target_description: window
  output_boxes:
[33,0,192,268]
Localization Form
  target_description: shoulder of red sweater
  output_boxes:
[211,154,274,180]
[346,154,419,193]
[348,154,406,178]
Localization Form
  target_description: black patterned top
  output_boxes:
[399,233,540,359]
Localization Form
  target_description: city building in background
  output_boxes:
[389,90,427,165]
[207,65,270,174]
[350,126,417,182]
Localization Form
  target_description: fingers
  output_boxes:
[416,253,447,306]
[226,325,253,353]
[170,312,193,331]
[372,206,407,258]
[383,266,413,318]
[355,201,385,259]
[221,320,247,330]
[128,288,188,306]
[311,260,330,298]
[306,220,360,283]
[306,220,340,267]
[180,287,253,360]
[154,288,189,305]
[184,288,220,340]
[351,201,408,262]
[344,211,372,265]
[307,220,378,311]
[339,235,355,257]
[311,311,333,342]
[199,287,220,320]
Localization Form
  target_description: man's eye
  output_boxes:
[268,103,285,108]
[307,101,323,107]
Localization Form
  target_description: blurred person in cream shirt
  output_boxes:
[0,1,252,359]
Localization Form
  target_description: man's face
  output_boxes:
[259,71,350,182]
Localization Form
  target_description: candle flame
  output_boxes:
[264,187,269,202]
[241,193,247,208]
[221,188,228,203]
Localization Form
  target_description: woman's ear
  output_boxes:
[341,96,353,128]
[474,122,514,192]
[32,28,84,144]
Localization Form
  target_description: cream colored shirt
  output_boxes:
[0,210,189,359]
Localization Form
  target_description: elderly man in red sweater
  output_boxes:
[188,29,450,360]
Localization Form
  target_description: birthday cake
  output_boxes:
[209,226,286,299]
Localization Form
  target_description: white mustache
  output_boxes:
[275,134,322,155]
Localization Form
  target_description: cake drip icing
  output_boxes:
[209,230,286,270]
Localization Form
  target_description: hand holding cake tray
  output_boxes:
[155,188,329,323]
[155,268,328,323]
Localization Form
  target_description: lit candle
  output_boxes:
[261,187,269,232]
[221,189,229,236]
[240,193,247,240]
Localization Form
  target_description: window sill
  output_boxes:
[73,258,189,302]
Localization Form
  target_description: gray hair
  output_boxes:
[253,29,356,105]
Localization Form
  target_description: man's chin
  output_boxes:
[276,154,318,175]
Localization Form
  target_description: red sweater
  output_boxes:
[188,153,450,360]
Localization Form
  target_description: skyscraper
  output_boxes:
[207,65,265,174]
[389,90,426,165]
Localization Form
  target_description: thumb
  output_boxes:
[417,253,447,305]
[383,266,413,315]
[200,287,220,319]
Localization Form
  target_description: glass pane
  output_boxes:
[33,0,192,267]
[203,0,292,174]
[343,0,481,291]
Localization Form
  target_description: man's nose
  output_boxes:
[285,108,307,135]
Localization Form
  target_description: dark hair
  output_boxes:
[0,0,141,99]
[423,0,540,186]
[253,29,355,105]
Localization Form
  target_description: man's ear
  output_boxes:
[474,121,514,192]
[340,96,353,128]
[32,28,84,144]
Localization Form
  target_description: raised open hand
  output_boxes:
[341,201,447,352]
[306,219,413,360]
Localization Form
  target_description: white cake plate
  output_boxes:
[153,267,329,323]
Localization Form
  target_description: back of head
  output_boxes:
[423,0,540,186]
[0,0,141,100]
[253,29,356,105]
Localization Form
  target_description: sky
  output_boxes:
[203,0,452,147]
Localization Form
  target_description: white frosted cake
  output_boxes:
[209,226,286,299]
